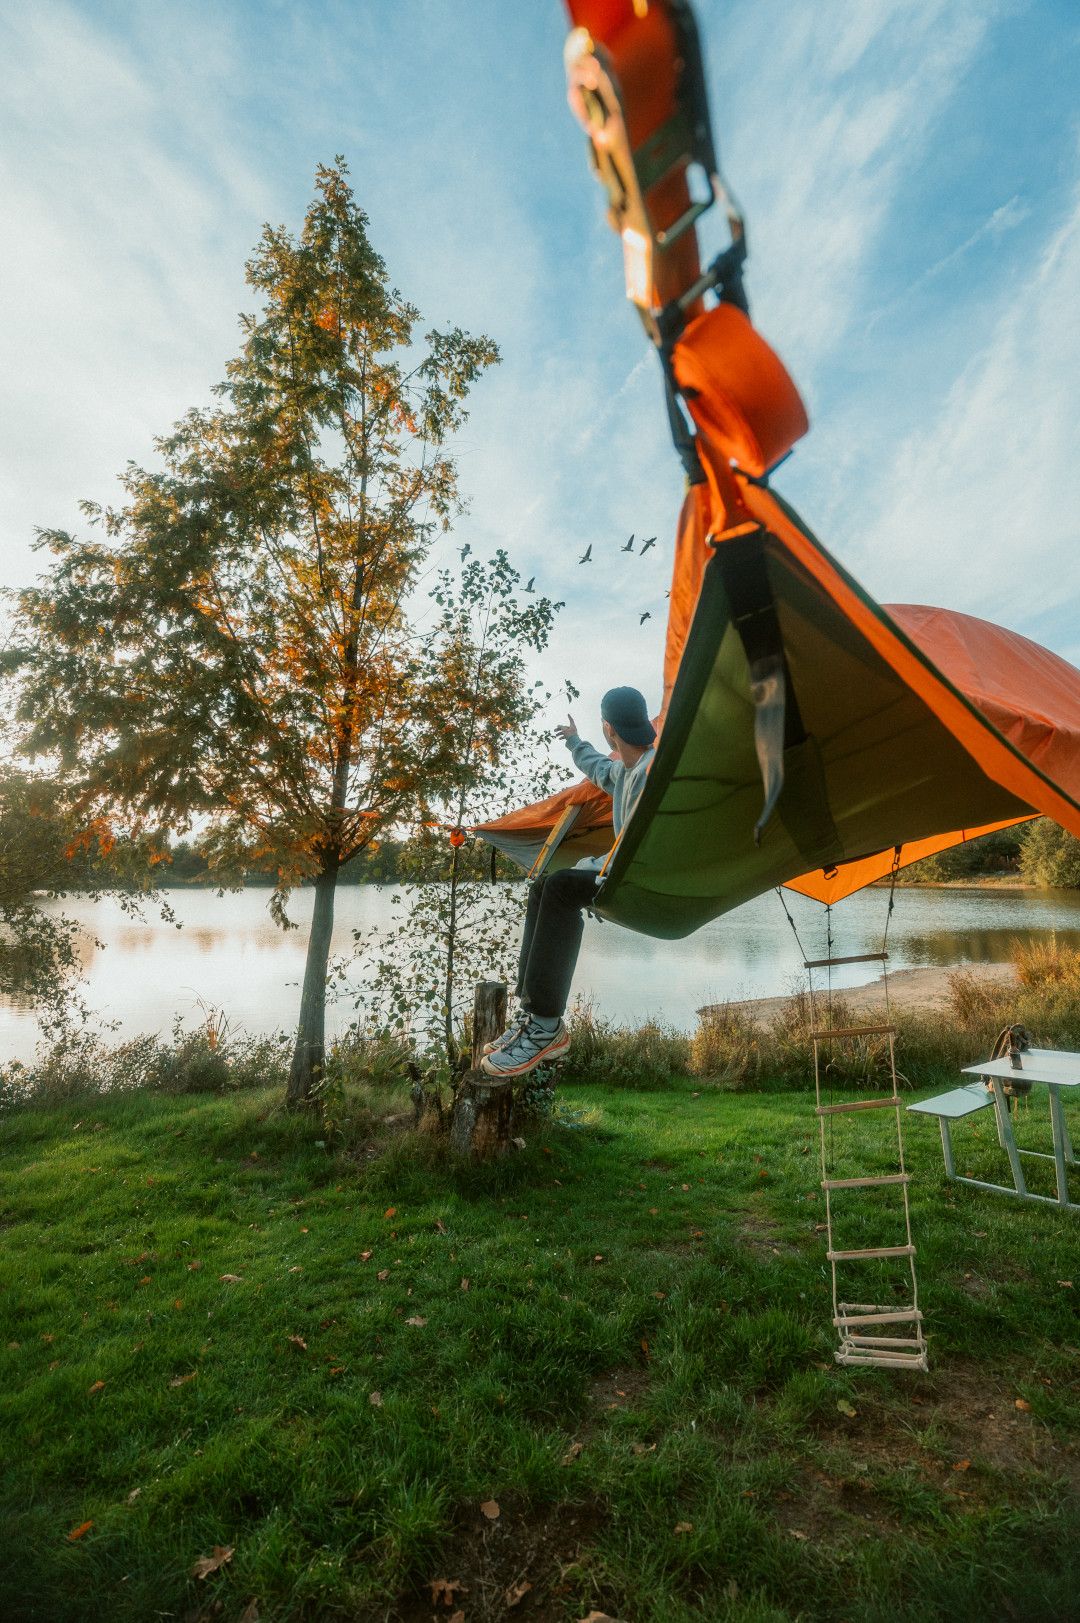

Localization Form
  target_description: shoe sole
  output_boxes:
[478,1029,570,1081]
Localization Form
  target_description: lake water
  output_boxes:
[4,883,1080,1062]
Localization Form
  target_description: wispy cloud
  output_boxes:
[851,154,1080,631]
[864,195,1029,332]
[712,0,1002,382]
[0,3,274,584]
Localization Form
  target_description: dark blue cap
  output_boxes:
[601,686,656,747]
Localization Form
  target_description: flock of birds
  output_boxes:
[575,533,661,625]
[461,533,665,627]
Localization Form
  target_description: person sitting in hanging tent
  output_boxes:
[480,687,656,1082]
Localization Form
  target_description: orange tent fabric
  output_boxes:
[476,299,1080,907]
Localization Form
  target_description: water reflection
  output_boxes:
[2,883,1080,1061]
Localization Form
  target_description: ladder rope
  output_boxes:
[802,869,927,1372]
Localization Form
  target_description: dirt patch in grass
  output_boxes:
[733,1205,803,1260]
[766,1465,906,1546]
[395,1496,609,1623]
[811,1361,1080,1495]
[761,1360,1080,1551]
[587,1364,651,1415]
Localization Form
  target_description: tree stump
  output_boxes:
[449,980,514,1159]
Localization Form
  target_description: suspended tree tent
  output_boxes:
[474,4,1080,934]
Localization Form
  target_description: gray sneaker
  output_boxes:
[478,1018,570,1084]
[481,1012,531,1056]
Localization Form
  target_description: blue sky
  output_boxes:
[2,0,1078,744]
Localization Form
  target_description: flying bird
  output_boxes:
[459,543,472,559]
[525,577,536,593]
[640,535,657,555]
[621,534,635,553]
[639,611,652,626]
[579,544,593,564]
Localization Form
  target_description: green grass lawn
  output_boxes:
[2,1075,1078,1622]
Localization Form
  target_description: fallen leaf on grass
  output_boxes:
[238,1601,259,1623]
[127,1488,141,1504]
[681,1183,690,1191]
[169,1373,196,1388]
[405,1315,427,1328]
[673,1521,693,1534]
[631,1442,656,1455]
[641,1337,650,1361]
[505,1578,533,1606]
[562,1441,584,1464]
[219,1274,243,1284]
[429,1577,466,1604]
[790,1529,808,1540]
[480,1499,500,1520]
[192,1544,234,1579]
[67,1520,93,1541]
[434,1218,448,1235]
[377,1269,390,1282]
[384,1207,396,1220]
[578,1614,628,1623]
[87,1380,105,1395]
[287,1335,307,1352]
[460,1278,470,1292]
[653,1290,666,1300]
[649,1207,659,1216]
[449,1612,465,1623]
[360,1250,373,1262]
[368,1391,383,1407]
[952,1459,971,1471]
[1015,1398,1032,1412]
[837,1399,857,1418]
[1058,1280,1073,1288]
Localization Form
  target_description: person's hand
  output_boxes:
[553,714,577,741]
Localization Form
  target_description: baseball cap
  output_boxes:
[601,686,656,747]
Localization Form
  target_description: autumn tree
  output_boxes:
[3,160,540,1104]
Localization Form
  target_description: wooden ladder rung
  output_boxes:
[827,1244,916,1262]
[836,1349,928,1370]
[816,1096,900,1116]
[834,1309,923,1329]
[812,1024,897,1040]
[843,1334,925,1351]
[804,952,888,969]
[822,1173,911,1190]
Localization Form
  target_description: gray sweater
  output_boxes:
[566,733,656,873]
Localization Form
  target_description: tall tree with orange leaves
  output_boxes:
[3,161,548,1104]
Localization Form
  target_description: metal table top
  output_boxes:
[962,1048,1080,1088]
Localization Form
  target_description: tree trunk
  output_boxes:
[449,980,514,1158]
[287,865,338,1107]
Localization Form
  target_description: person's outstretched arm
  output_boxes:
[554,714,619,796]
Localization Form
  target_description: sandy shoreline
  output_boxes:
[698,962,1018,1025]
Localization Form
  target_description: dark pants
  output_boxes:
[516,868,600,1019]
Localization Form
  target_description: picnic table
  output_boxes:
[907,1048,1079,1210]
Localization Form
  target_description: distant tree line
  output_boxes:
[165,831,501,887]
[897,820,1080,888]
